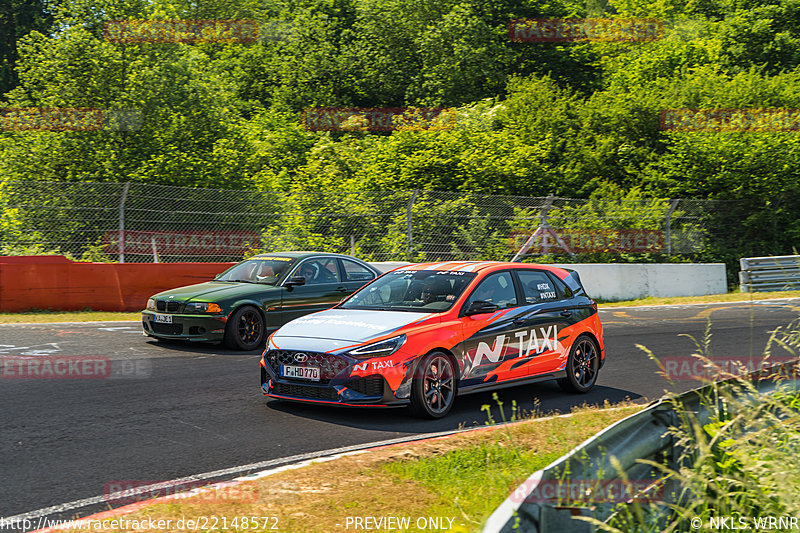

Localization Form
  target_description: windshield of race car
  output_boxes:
[340,270,477,312]
[216,257,296,284]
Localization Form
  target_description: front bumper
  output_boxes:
[141,310,227,343]
[260,352,409,407]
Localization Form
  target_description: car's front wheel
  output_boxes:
[410,351,457,419]
[224,306,265,351]
[558,335,600,393]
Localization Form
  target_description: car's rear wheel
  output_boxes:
[558,335,600,393]
[410,351,457,419]
[224,306,265,351]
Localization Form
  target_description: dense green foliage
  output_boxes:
[1,0,799,273]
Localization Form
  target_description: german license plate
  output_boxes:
[153,314,172,324]
[281,365,320,381]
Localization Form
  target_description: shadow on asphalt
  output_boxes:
[262,383,644,433]
[143,338,263,357]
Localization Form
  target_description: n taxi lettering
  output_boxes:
[472,325,558,366]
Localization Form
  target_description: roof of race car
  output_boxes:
[251,251,355,259]
[393,261,570,278]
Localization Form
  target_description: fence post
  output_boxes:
[665,199,679,254]
[118,182,130,263]
[407,189,419,260]
[511,194,563,261]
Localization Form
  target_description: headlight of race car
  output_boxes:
[185,302,222,313]
[347,334,406,359]
[146,298,156,310]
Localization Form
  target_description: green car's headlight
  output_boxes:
[347,334,406,359]
[146,298,156,310]
[186,302,222,313]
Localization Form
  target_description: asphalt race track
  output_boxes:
[2,298,800,525]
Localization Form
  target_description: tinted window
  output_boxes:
[341,259,375,282]
[465,272,518,310]
[216,257,296,284]
[547,272,574,299]
[294,258,340,284]
[517,270,559,303]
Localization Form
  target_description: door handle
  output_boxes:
[512,318,527,325]
[560,310,573,317]
[336,286,349,292]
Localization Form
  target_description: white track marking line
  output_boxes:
[2,431,464,522]
[5,406,633,524]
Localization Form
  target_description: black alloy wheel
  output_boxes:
[558,335,600,393]
[224,306,265,350]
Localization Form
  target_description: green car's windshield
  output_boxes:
[341,270,476,312]
[216,257,296,285]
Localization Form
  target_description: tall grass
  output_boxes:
[580,318,800,532]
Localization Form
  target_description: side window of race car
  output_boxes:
[341,259,376,282]
[465,272,518,309]
[296,258,340,284]
[517,270,559,303]
[547,272,574,299]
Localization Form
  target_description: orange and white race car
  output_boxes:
[260,261,604,418]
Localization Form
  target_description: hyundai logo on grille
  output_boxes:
[294,353,308,363]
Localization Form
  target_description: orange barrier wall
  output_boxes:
[0,256,235,312]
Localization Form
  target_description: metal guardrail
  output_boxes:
[482,365,800,533]
[739,255,800,292]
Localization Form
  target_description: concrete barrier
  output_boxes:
[0,256,234,312]
[551,263,727,301]
[368,261,412,273]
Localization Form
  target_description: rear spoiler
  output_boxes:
[561,268,586,296]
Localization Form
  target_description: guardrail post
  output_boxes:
[118,182,130,264]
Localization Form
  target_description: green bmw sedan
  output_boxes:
[141,252,381,350]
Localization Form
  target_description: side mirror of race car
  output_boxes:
[465,300,499,316]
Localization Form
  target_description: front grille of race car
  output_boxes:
[156,300,180,313]
[272,382,339,401]
[264,350,349,384]
[345,376,385,396]
[151,323,183,335]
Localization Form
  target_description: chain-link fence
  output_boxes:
[0,180,721,263]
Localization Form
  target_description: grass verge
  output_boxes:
[0,310,140,323]
[3,290,800,324]
[595,289,800,307]
[56,402,642,533]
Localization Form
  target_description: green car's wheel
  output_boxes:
[557,335,600,393]
[224,305,265,351]
[409,351,457,419]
